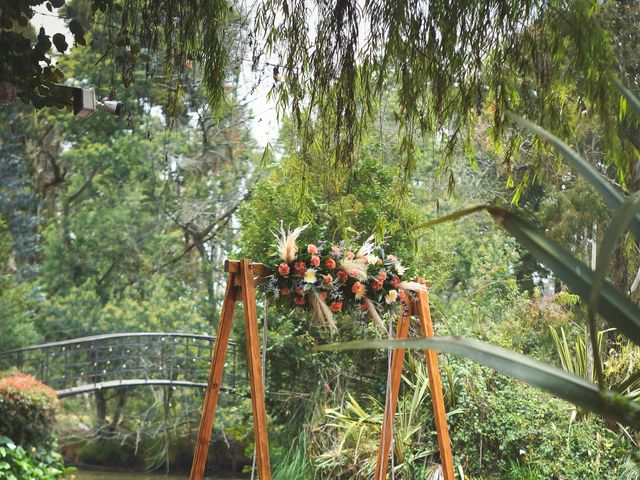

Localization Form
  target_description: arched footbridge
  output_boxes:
[0,333,237,398]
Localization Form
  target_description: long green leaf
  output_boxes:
[612,77,640,121]
[414,205,487,230]
[487,206,640,345]
[316,336,640,427]
[591,193,640,312]
[587,194,640,385]
[506,112,640,240]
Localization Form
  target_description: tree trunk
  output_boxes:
[587,222,597,382]
[95,390,107,436]
[611,238,629,294]
[109,389,127,433]
[195,239,216,327]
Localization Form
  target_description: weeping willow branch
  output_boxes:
[253,0,616,181]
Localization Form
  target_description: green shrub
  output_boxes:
[76,439,141,467]
[507,460,542,480]
[449,360,631,479]
[0,373,59,448]
[0,435,71,480]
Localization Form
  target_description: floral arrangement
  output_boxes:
[263,225,426,334]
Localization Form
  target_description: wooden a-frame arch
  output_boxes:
[189,259,454,480]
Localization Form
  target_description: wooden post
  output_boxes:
[374,284,455,479]
[374,303,411,480]
[239,259,272,479]
[190,260,271,480]
[416,289,455,480]
[190,272,238,480]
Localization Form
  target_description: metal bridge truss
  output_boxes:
[0,332,237,398]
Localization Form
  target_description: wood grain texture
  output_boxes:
[225,259,271,278]
[416,289,455,480]
[189,274,238,480]
[374,304,411,480]
[240,259,272,479]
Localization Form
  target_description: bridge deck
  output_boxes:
[56,379,235,398]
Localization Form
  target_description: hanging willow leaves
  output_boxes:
[2,0,231,108]
[255,0,615,175]
[316,336,640,427]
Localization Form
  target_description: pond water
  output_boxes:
[71,470,240,480]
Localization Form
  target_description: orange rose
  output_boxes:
[294,261,306,275]
[278,263,290,276]
[330,301,342,313]
[391,277,401,288]
[377,270,387,282]
[359,303,368,311]
[352,281,363,294]
[307,244,318,254]
[337,270,349,283]
[310,255,320,267]
[326,258,336,269]
[323,274,333,284]
[294,296,306,305]
[371,280,383,291]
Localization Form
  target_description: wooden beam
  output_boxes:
[374,303,411,479]
[190,273,238,480]
[416,289,455,480]
[239,259,272,479]
[225,259,271,278]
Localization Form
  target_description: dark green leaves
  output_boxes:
[488,207,640,345]
[415,204,640,345]
[68,19,86,46]
[317,336,640,427]
[52,33,68,53]
[613,77,640,121]
[507,112,640,235]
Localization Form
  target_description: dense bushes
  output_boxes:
[448,360,631,479]
[76,438,142,467]
[0,373,59,448]
[297,355,634,480]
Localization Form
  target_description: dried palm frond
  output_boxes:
[398,281,428,292]
[339,258,368,280]
[272,223,307,262]
[364,298,388,334]
[310,291,337,335]
[355,234,376,259]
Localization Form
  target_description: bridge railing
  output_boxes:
[0,332,236,397]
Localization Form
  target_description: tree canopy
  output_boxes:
[4,1,637,189]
